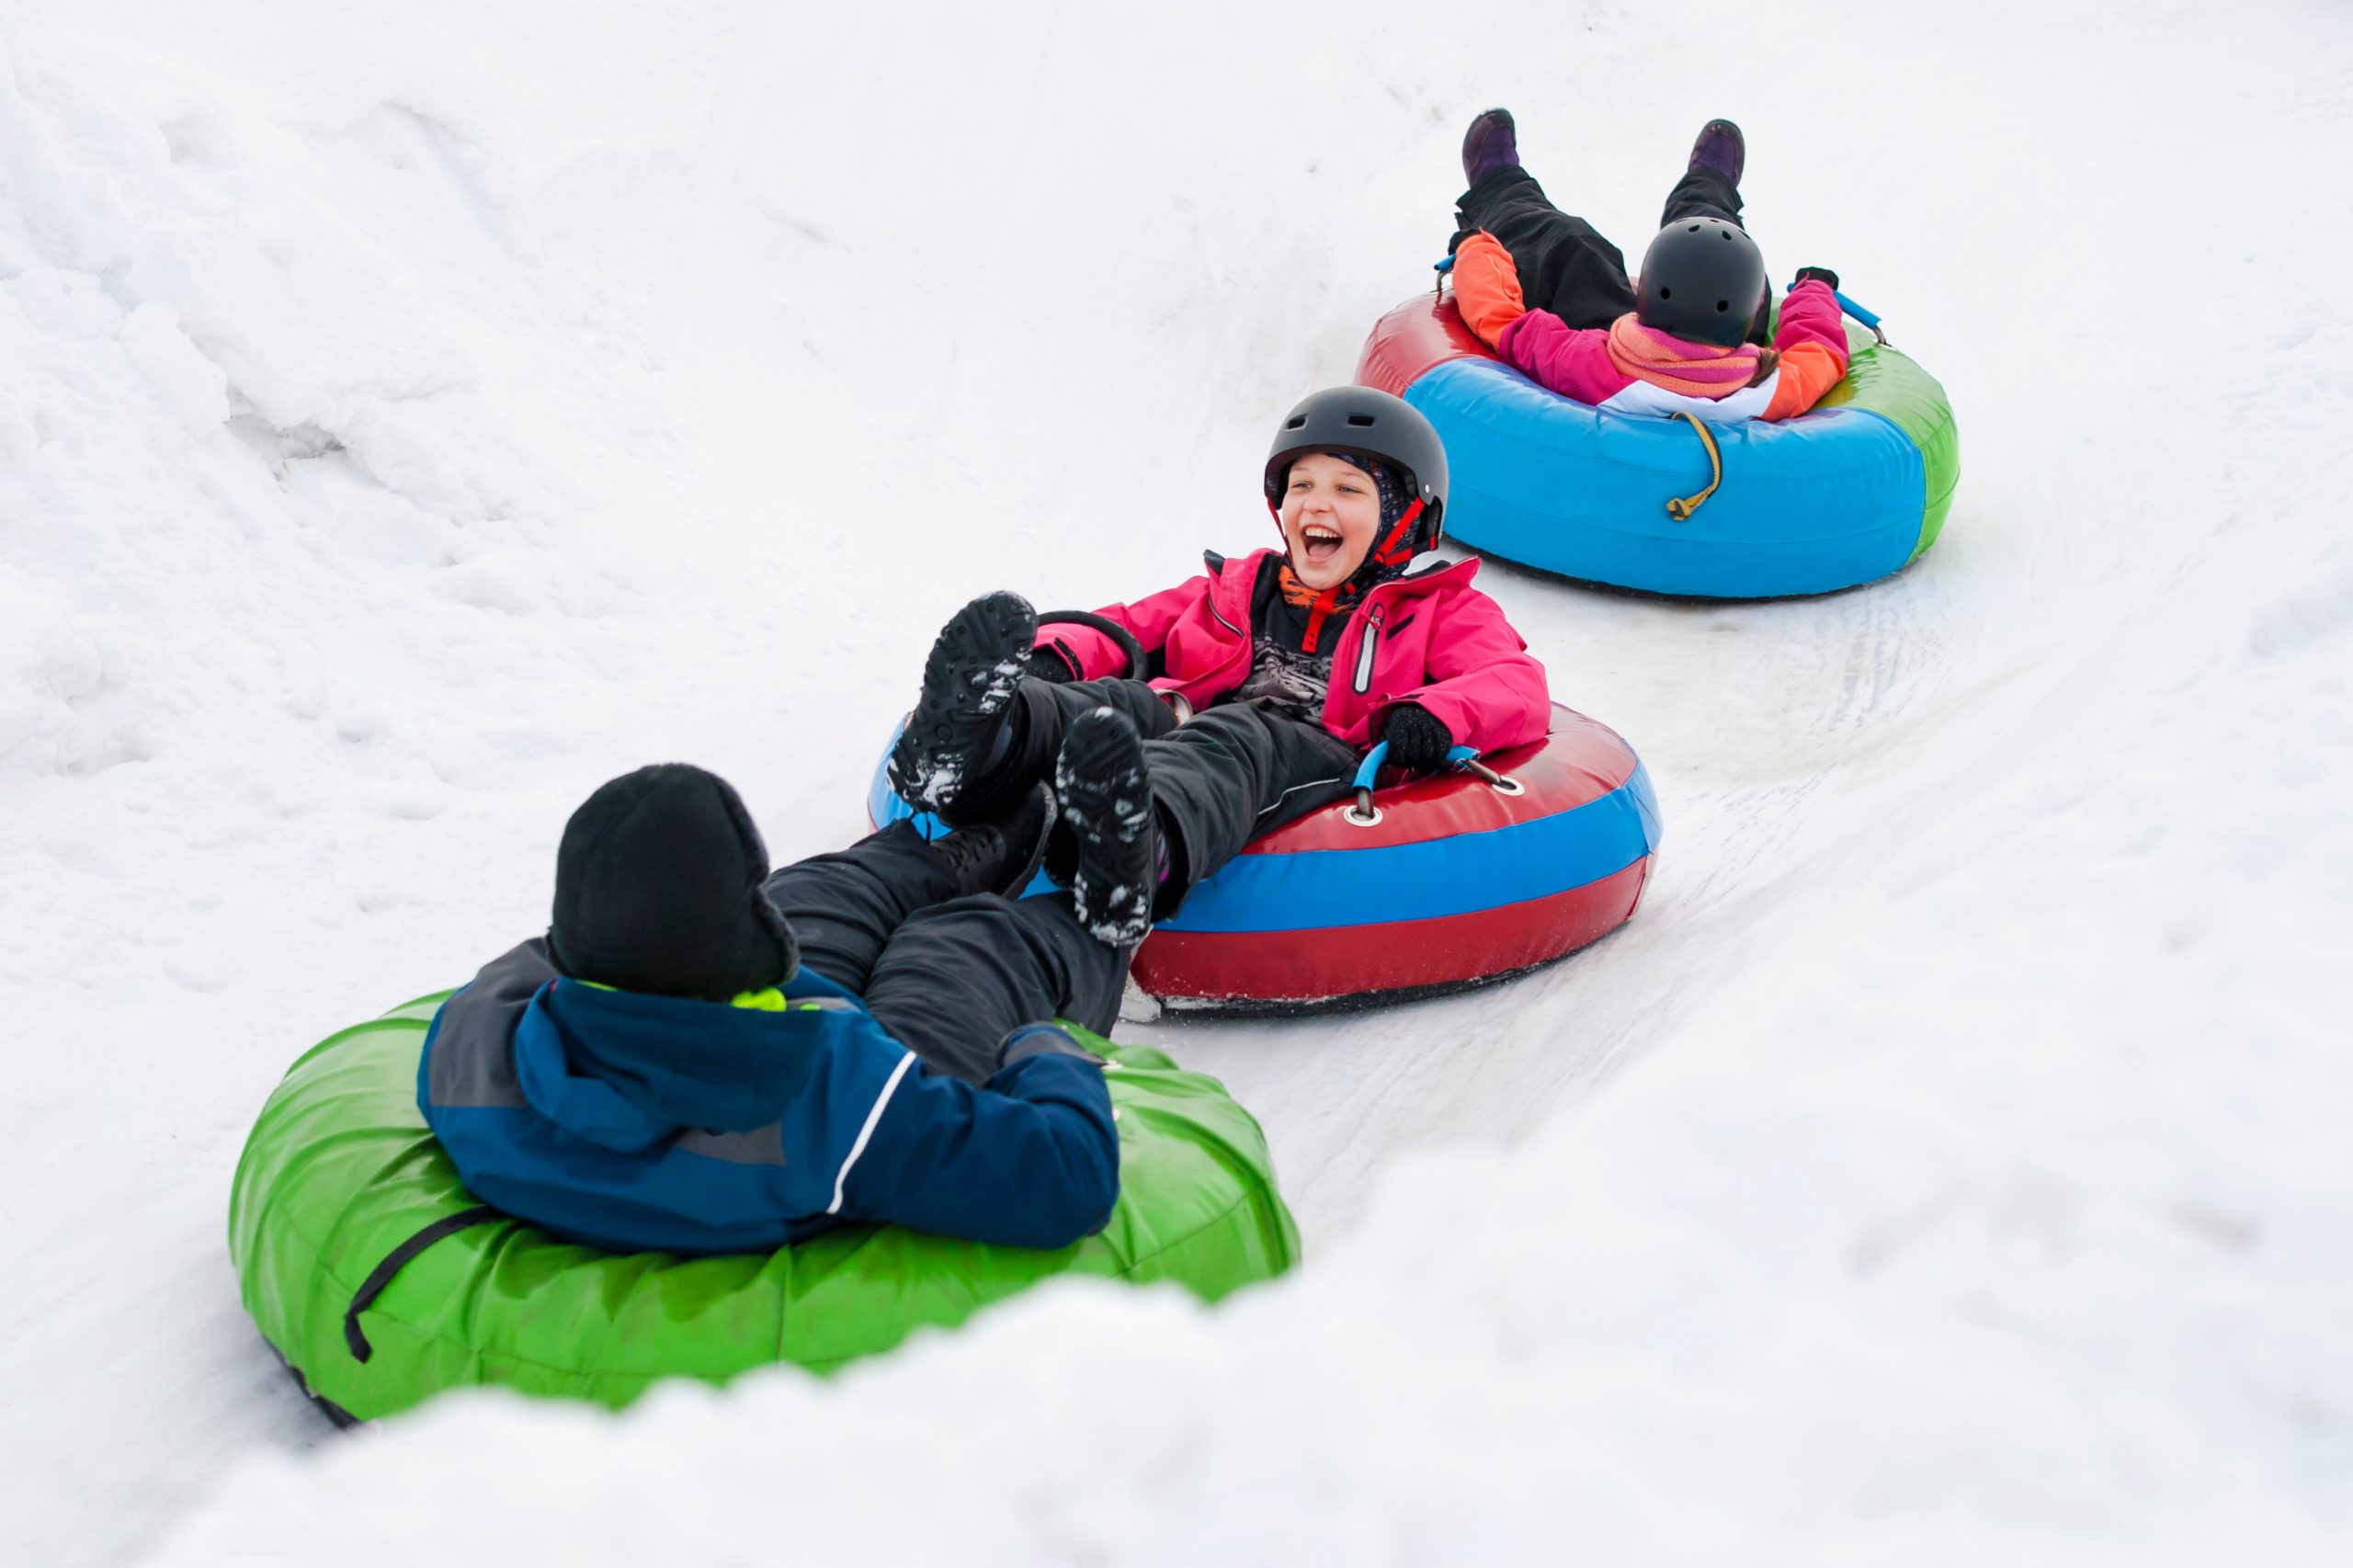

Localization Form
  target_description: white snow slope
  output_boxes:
[3,1,2348,1562]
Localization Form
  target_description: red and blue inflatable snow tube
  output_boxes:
[866,703,1659,1014]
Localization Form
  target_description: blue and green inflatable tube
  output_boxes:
[1358,294,1960,598]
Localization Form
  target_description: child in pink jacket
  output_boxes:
[1449,109,1849,423]
[888,387,1549,946]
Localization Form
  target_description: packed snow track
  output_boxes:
[2,2,2347,1563]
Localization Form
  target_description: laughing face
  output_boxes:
[1279,452,1381,592]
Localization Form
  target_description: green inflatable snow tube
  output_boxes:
[230,994,1300,1423]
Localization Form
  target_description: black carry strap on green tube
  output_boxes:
[344,1205,503,1362]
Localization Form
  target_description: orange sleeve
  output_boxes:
[1450,231,1527,347]
[1762,340,1847,420]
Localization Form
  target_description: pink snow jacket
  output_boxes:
[1033,548,1549,756]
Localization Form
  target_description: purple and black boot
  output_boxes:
[1688,118,1745,186]
[1461,108,1519,185]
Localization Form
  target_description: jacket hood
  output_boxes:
[514,979,825,1152]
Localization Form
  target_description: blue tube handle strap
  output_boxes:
[1830,289,1888,345]
[1359,743,1486,787]
[1830,290,1879,328]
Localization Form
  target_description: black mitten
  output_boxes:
[1024,643,1080,683]
[1792,266,1840,290]
[1379,703,1454,772]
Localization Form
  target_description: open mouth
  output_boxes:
[1299,524,1344,567]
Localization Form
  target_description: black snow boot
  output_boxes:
[932,784,1057,898]
[887,591,1039,819]
[1053,707,1157,949]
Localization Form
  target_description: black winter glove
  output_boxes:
[1792,266,1840,290]
[1023,643,1080,683]
[1379,703,1454,773]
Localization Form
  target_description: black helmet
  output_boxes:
[1634,218,1766,348]
[1263,386,1449,553]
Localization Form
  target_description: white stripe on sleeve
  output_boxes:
[826,1051,917,1216]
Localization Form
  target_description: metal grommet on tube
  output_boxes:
[1460,757,1526,797]
[1444,747,1526,797]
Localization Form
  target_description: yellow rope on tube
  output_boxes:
[1665,411,1723,521]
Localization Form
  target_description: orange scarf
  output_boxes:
[1276,565,1333,608]
[1276,564,1359,654]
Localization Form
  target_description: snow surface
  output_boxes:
[1,0,2348,1562]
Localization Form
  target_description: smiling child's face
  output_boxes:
[1279,452,1382,592]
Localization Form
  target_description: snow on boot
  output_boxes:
[933,784,1057,899]
[887,591,1039,815]
[1054,707,1156,949]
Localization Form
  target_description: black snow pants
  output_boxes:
[978,677,1362,915]
[762,821,1126,1086]
[1449,163,1761,338]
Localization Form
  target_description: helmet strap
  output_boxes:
[1370,498,1427,568]
[1271,496,1430,648]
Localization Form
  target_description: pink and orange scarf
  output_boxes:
[1605,314,1764,399]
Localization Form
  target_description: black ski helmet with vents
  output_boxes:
[1263,386,1449,555]
[1634,217,1768,348]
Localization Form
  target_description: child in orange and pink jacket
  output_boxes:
[887,388,1548,948]
[1449,109,1849,424]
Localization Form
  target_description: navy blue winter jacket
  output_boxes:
[418,940,1120,1256]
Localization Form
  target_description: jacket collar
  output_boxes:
[1211,545,1476,604]
[1370,551,1480,597]
[513,980,827,1152]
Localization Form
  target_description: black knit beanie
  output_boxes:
[547,764,799,1002]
